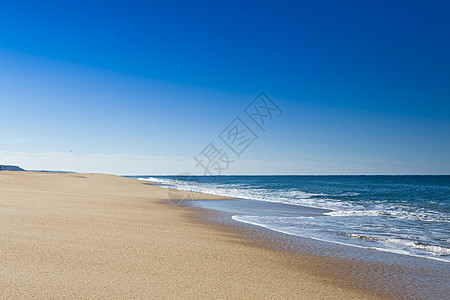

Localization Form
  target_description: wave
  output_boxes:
[232,215,450,263]
[138,177,171,184]
[385,239,450,256]
[138,176,450,263]
[139,177,355,210]
[326,209,449,223]
[138,176,448,224]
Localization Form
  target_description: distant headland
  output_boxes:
[0,165,25,171]
[0,165,74,173]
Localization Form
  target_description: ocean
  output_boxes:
[134,175,450,263]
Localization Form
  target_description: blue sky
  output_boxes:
[1,0,449,174]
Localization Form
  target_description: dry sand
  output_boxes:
[0,172,386,299]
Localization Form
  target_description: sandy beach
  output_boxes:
[0,172,389,298]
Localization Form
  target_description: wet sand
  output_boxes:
[0,172,387,298]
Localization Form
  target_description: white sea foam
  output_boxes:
[139,176,449,223]
[138,177,171,184]
[325,210,384,217]
[325,208,449,223]
[139,177,351,211]
[232,215,450,263]
[385,239,450,256]
[138,176,450,263]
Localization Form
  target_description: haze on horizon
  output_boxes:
[1,1,449,175]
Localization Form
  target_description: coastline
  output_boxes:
[186,198,450,299]
[0,172,445,298]
[141,175,450,264]
[138,177,450,298]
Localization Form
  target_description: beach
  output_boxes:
[0,171,394,299]
[2,0,449,298]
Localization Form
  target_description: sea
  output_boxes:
[134,175,450,263]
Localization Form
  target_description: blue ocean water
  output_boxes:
[136,175,450,262]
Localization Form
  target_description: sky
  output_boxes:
[1,0,449,175]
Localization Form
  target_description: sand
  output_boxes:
[0,172,386,299]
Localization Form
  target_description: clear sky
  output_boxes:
[1,0,449,175]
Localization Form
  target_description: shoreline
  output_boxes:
[141,175,450,263]
[143,177,450,264]
[183,198,450,299]
[148,178,449,298]
[1,172,447,298]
